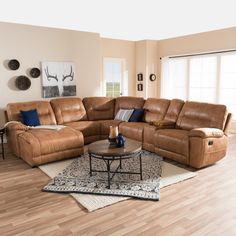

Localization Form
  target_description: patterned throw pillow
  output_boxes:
[115,109,134,122]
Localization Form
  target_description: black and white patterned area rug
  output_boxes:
[43,151,162,200]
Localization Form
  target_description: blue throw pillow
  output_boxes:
[20,109,40,126]
[129,108,144,122]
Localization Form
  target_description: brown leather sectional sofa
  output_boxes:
[6,96,231,168]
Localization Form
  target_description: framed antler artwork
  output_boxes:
[41,61,76,98]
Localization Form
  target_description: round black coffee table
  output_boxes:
[88,139,142,189]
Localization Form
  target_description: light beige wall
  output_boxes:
[158,26,236,131]
[135,41,146,97]
[101,38,136,96]
[135,40,159,98]
[0,22,101,126]
[159,27,236,58]
[146,40,159,98]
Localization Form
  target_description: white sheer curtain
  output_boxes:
[161,57,187,100]
[160,57,170,98]
[188,56,217,103]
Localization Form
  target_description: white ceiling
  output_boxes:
[0,0,236,41]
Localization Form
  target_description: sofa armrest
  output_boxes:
[151,120,176,129]
[5,121,29,131]
[4,122,29,157]
[189,128,224,138]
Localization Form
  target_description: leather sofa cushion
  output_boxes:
[164,99,184,122]
[143,98,170,123]
[142,125,157,152]
[176,101,227,130]
[152,120,175,129]
[119,122,149,142]
[18,127,83,156]
[6,101,56,125]
[50,98,87,124]
[115,97,144,115]
[83,97,115,120]
[155,129,189,157]
[99,120,123,135]
[65,121,100,137]
[143,125,157,146]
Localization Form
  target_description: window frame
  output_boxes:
[161,51,236,121]
[103,57,127,98]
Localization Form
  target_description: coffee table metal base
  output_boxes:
[89,152,143,189]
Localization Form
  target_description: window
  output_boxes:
[220,54,236,117]
[103,58,128,97]
[161,52,236,120]
[162,59,187,99]
[189,56,217,103]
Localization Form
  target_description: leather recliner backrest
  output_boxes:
[114,96,145,115]
[50,98,87,124]
[164,99,185,123]
[83,97,115,120]
[176,101,228,130]
[6,101,57,125]
[143,98,170,123]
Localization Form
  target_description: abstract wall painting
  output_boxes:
[41,62,76,98]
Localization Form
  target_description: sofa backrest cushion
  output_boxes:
[164,99,185,123]
[115,97,145,115]
[83,97,115,120]
[6,101,56,125]
[176,101,228,130]
[50,98,87,124]
[143,98,170,123]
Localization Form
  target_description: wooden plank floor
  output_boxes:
[0,135,236,236]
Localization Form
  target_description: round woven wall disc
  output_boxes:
[15,76,31,90]
[8,59,20,70]
[30,67,41,78]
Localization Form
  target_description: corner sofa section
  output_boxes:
[6,101,84,166]
[6,96,231,168]
[50,98,101,144]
